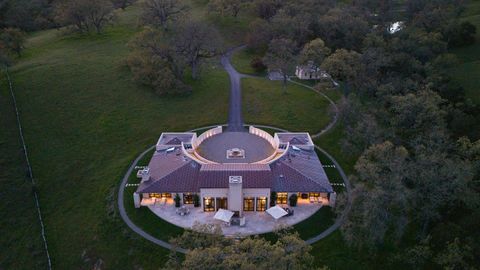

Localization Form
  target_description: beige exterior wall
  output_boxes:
[200,188,228,198]
[133,192,141,208]
[243,188,270,198]
[228,182,243,215]
[199,187,271,214]
[200,188,229,210]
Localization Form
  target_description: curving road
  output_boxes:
[117,47,351,253]
[222,46,340,137]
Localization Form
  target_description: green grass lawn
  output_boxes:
[123,149,185,242]
[314,124,357,176]
[242,78,333,133]
[0,77,48,269]
[231,49,267,75]
[451,0,480,104]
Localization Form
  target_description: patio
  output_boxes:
[144,198,323,236]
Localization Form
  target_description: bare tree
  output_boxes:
[0,28,26,57]
[141,0,188,30]
[208,0,244,17]
[55,0,90,32]
[55,0,114,33]
[111,0,135,10]
[173,20,222,79]
[127,28,190,95]
[263,38,297,91]
[86,0,115,33]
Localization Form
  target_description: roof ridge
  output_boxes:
[137,160,198,193]
[159,161,193,179]
[279,158,323,186]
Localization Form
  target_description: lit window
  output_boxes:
[277,193,288,204]
[183,193,194,204]
[203,197,215,212]
[243,197,254,211]
[256,197,267,211]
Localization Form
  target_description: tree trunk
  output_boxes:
[421,219,430,238]
[162,19,168,31]
[191,61,198,80]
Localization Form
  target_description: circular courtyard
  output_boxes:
[195,131,275,163]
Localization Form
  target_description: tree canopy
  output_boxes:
[166,224,320,270]
[263,38,297,89]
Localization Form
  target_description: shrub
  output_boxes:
[193,194,200,207]
[250,56,267,73]
[446,21,476,48]
[270,192,277,206]
[289,194,298,207]
[174,193,181,207]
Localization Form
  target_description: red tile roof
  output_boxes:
[198,169,273,189]
[136,143,332,194]
[137,161,200,193]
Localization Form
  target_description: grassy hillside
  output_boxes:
[451,0,480,104]
[3,3,230,269]
[0,77,47,269]
[242,78,333,133]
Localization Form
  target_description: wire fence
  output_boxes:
[4,68,52,270]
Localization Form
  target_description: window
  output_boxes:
[309,192,320,198]
[277,193,288,204]
[203,197,215,212]
[216,197,228,210]
[256,197,267,211]
[243,197,254,211]
[151,193,171,198]
[183,193,194,204]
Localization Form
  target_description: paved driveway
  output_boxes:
[221,47,246,132]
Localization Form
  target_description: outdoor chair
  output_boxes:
[230,218,240,226]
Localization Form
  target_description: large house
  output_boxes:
[134,126,335,217]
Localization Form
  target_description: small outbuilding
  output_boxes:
[295,61,329,80]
